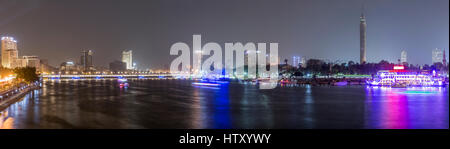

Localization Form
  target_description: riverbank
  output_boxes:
[287,78,367,86]
[0,83,40,111]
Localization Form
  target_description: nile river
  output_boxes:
[0,79,448,129]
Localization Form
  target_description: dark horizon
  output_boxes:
[0,0,448,69]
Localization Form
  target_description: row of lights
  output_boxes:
[45,71,170,75]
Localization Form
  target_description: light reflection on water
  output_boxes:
[0,80,448,129]
[364,86,448,129]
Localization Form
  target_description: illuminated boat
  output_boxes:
[118,78,128,82]
[192,82,221,87]
[192,78,230,87]
[333,81,348,86]
[366,65,445,87]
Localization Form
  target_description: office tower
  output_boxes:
[400,50,407,64]
[443,49,447,66]
[292,56,300,68]
[432,48,443,64]
[80,50,94,71]
[1,36,18,68]
[300,57,307,68]
[122,50,134,70]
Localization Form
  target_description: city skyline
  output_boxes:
[0,0,448,142]
[0,0,448,68]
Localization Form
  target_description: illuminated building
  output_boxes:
[11,56,40,70]
[244,51,248,66]
[40,59,57,73]
[23,56,40,70]
[400,50,407,64]
[300,57,307,68]
[122,50,134,70]
[432,48,443,64]
[80,50,94,71]
[59,61,80,73]
[443,49,447,66]
[360,11,367,64]
[1,36,18,68]
[292,56,300,68]
[4,49,18,68]
[11,58,27,68]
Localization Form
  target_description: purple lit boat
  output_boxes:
[366,65,446,87]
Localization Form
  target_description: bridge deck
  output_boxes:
[42,74,174,78]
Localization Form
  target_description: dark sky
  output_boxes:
[0,0,448,69]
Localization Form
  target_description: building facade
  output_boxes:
[444,49,447,66]
[432,48,443,64]
[292,56,300,68]
[5,49,19,68]
[10,56,41,69]
[1,36,18,68]
[59,61,82,74]
[401,50,407,64]
[23,56,40,70]
[109,60,127,72]
[300,57,307,68]
[122,50,134,70]
[80,50,94,71]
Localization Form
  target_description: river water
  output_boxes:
[0,79,448,129]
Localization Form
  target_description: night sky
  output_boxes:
[0,0,448,69]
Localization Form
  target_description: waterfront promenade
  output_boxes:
[0,83,40,111]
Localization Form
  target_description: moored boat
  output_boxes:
[366,65,445,87]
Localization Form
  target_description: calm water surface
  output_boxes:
[0,79,448,129]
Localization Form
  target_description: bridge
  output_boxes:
[41,74,176,79]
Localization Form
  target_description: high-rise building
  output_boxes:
[60,61,79,73]
[80,50,94,71]
[109,60,127,72]
[122,50,134,70]
[1,36,18,68]
[400,50,407,64]
[292,56,300,68]
[5,49,19,68]
[432,48,443,64]
[360,12,367,64]
[443,49,447,66]
[300,57,307,68]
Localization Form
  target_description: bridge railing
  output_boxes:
[41,74,177,78]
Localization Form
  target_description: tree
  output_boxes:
[14,67,39,83]
[0,67,14,78]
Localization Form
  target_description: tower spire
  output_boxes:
[359,2,367,64]
[444,48,447,66]
[361,1,367,17]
